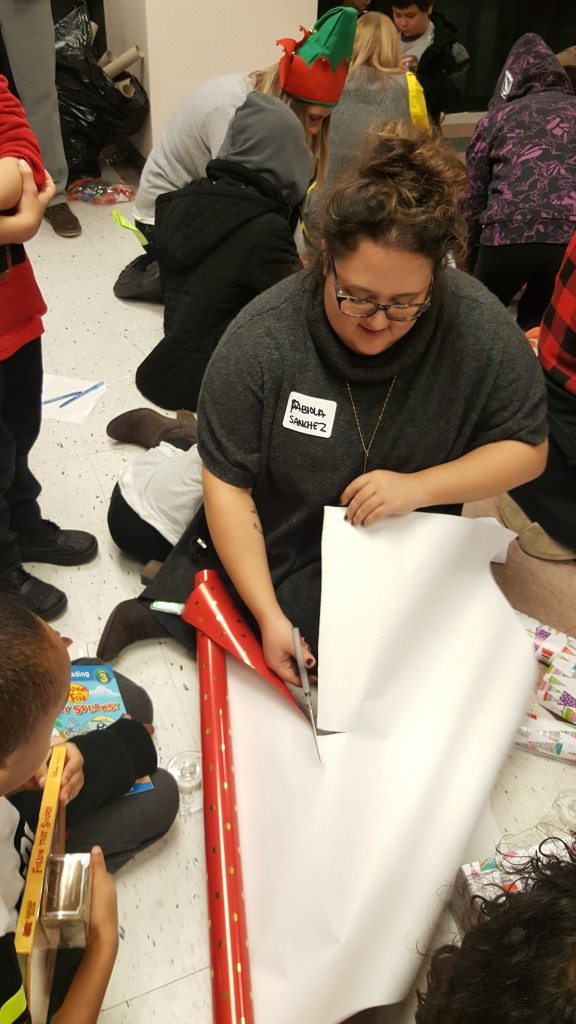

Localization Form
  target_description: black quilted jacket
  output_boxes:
[135,159,299,411]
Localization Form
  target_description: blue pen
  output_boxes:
[59,381,104,408]
[43,381,104,408]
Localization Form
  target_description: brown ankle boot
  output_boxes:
[106,408,197,449]
[97,599,171,661]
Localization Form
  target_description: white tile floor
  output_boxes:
[27,191,575,1023]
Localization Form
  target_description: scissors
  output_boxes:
[292,626,323,765]
[43,381,104,409]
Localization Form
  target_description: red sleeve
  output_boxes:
[0,75,45,192]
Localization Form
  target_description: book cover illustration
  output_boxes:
[52,664,153,795]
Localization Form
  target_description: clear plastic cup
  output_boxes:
[167,751,203,816]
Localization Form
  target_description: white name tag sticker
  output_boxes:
[282,391,337,438]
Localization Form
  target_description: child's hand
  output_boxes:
[32,742,85,804]
[86,847,119,953]
[0,160,56,244]
[58,743,85,805]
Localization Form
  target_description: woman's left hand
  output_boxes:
[340,470,423,526]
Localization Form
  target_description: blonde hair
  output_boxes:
[349,12,402,76]
[250,64,330,186]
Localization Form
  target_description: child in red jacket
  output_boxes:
[0,75,97,620]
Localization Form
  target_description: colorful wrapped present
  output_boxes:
[516,712,576,763]
[452,838,571,933]
[537,667,576,724]
[517,613,576,666]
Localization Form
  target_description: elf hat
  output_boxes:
[277,6,358,107]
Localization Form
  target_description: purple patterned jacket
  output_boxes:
[460,33,576,261]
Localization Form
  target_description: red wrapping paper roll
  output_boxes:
[196,570,255,1024]
[183,571,296,707]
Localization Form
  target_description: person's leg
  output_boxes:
[1,339,43,539]
[516,244,568,331]
[0,0,68,202]
[134,219,159,262]
[0,355,22,574]
[66,767,179,871]
[474,244,530,312]
[108,482,175,563]
[510,436,576,551]
[0,342,68,617]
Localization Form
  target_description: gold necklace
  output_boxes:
[346,377,397,474]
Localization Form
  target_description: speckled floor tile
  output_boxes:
[161,647,201,749]
[100,968,212,1022]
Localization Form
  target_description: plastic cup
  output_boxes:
[167,751,203,816]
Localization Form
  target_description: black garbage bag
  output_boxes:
[55,1,149,181]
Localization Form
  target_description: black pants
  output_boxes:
[107,438,191,563]
[474,242,567,331]
[511,435,576,550]
[0,339,43,573]
[135,217,159,262]
[108,482,174,563]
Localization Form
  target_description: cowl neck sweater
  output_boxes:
[304,266,449,385]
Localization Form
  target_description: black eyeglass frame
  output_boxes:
[330,259,433,322]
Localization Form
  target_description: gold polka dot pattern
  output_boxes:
[192,569,255,1024]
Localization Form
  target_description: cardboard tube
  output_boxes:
[102,46,142,79]
[97,49,112,68]
[196,570,255,1024]
[90,20,98,41]
[115,78,136,99]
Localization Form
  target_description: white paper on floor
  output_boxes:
[42,374,108,423]
[226,508,538,1024]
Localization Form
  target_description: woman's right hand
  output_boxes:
[260,611,316,686]
[86,846,119,956]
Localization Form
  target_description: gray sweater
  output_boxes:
[197,267,547,588]
[135,72,252,224]
[326,67,421,187]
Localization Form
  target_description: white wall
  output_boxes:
[104,0,316,157]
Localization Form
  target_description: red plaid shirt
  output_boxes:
[539,233,576,396]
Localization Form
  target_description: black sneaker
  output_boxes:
[19,520,98,566]
[0,565,67,621]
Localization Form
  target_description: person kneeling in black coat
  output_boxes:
[135,93,314,412]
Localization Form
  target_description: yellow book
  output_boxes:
[15,745,66,955]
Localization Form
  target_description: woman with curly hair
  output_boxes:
[99,122,548,679]
[417,841,576,1023]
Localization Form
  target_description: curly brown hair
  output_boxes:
[316,121,467,269]
[416,839,576,1024]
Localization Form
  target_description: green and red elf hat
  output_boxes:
[277,6,358,107]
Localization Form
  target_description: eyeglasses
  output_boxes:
[331,260,433,322]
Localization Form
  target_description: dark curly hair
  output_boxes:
[314,120,467,270]
[0,594,65,761]
[416,839,576,1024]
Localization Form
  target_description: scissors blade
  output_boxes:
[292,626,323,765]
[304,692,323,765]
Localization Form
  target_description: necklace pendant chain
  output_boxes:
[346,376,397,475]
